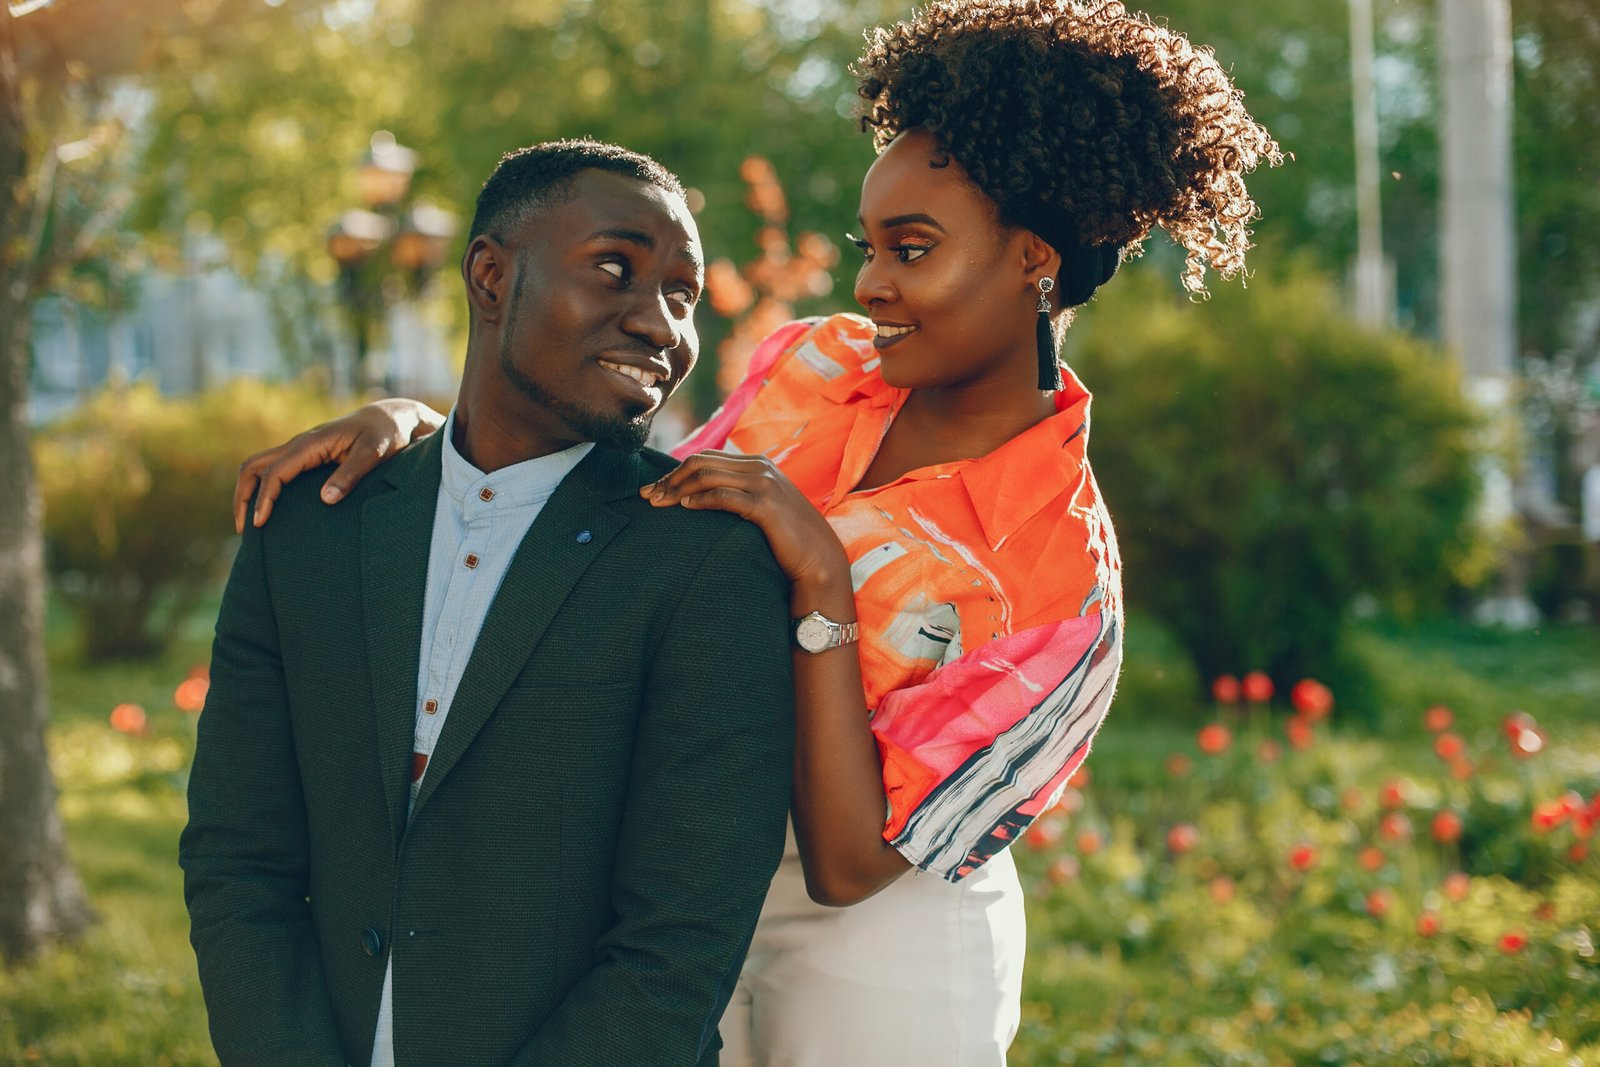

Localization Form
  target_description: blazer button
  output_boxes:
[362,927,383,957]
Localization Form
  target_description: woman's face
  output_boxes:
[851,129,1042,391]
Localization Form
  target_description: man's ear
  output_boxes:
[463,235,510,321]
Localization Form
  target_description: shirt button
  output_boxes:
[464,553,479,569]
[479,487,495,502]
[423,699,438,714]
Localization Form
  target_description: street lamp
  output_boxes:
[326,131,457,394]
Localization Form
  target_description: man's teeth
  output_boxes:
[876,324,916,338]
[600,361,662,388]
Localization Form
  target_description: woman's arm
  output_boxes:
[644,452,910,906]
[232,398,445,533]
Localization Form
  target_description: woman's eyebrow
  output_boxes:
[856,212,947,233]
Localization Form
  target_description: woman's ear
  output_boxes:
[463,235,509,321]
[1020,230,1061,293]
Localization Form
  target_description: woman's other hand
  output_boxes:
[233,398,446,533]
[642,451,850,590]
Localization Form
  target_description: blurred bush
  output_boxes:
[36,381,336,661]
[1076,266,1489,714]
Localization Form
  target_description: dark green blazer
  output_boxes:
[181,433,795,1066]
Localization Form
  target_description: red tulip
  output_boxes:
[1448,756,1475,781]
[1432,732,1465,761]
[109,702,147,736]
[1068,766,1092,789]
[1241,671,1275,704]
[1288,843,1318,871]
[1257,739,1283,763]
[1531,800,1568,833]
[1164,753,1193,779]
[1379,813,1413,842]
[1340,787,1366,814]
[1211,674,1241,704]
[174,677,210,713]
[1197,723,1232,756]
[1289,679,1333,720]
[1423,704,1453,733]
[1533,901,1557,922]
[1167,823,1199,854]
[1501,710,1536,741]
[1076,829,1104,856]
[1285,716,1314,751]
[1358,846,1386,872]
[1497,930,1527,954]
[1559,791,1586,815]
[1379,778,1409,810]
[1209,876,1236,904]
[1443,871,1471,902]
[1431,810,1463,844]
[1416,911,1441,937]
[1365,888,1394,918]
[1569,843,1589,863]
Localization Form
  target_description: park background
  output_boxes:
[2,0,1599,1062]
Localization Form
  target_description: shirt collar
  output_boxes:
[960,367,1094,551]
[438,409,595,512]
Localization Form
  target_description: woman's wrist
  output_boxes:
[789,563,856,619]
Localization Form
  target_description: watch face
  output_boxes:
[796,615,832,652]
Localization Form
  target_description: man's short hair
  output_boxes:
[468,139,685,242]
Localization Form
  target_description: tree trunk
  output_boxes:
[0,15,94,965]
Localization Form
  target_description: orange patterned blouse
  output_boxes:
[674,313,1123,881]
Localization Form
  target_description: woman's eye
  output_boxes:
[598,261,625,280]
[847,232,873,260]
[894,244,930,263]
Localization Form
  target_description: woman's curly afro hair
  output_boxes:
[855,0,1282,294]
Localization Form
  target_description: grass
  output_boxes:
[2,608,1596,1064]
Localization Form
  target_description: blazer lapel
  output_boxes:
[409,445,646,819]
[361,433,445,847]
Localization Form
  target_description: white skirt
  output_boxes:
[719,825,1025,1067]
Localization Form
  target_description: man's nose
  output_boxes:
[621,290,679,351]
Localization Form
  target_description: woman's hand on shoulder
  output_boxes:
[233,398,446,533]
[642,451,849,589]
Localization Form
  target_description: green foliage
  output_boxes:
[1074,267,1486,707]
[35,382,336,661]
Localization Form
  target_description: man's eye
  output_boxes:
[667,289,698,309]
[598,261,625,280]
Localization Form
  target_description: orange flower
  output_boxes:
[1209,876,1236,904]
[1448,756,1475,781]
[1497,930,1527,954]
[1430,810,1463,844]
[1289,679,1333,720]
[109,703,147,736]
[1164,753,1193,779]
[1067,766,1092,789]
[1379,778,1409,810]
[1365,888,1393,918]
[1051,787,1084,816]
[1531,799,1568,833]
[1379,812,1413,841]
[174,677,209,714]
[185,662,211,682]
[1211,674,1241,704]
[1533,901,1557,922]
[1288,843,1318,871]
[1257,739,1283,763]
[1024,818,1064,851]
[1416,911,1441,937]
[1046,856,1081,884]
[1340,787,1366,814]
[1443,871,1471,902]
[1075,829,1104,856]
[1167,824,1199,854]
[1432,732,1465,761]
[1422,704,1453,732]
[1358,846,1386,872]
[1569,843,1590,863]
[1197,723,1232,756]
[1241,671,1275,704]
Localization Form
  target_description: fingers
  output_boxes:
[641,451,774,503]
[645,458,775,512]
[319,433,397,506]
[234,445,291,534]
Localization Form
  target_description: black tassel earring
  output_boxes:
[1036,276,1062,392]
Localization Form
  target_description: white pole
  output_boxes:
[1349,0,1390,327]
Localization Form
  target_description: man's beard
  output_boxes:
[499,343,653,453]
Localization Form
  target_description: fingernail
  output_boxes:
[322,486,342,503]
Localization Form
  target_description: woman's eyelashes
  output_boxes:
[846,233,932,263]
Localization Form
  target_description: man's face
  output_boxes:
[490,169,703,452]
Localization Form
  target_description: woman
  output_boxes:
[236,3,1277,1062]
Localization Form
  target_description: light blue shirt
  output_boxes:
[371,410,593,1067]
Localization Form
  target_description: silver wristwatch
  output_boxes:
[792,610,860,654]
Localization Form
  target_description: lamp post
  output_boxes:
[326,131,457,394]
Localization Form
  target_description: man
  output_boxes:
[180,140,795,1066]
